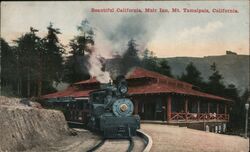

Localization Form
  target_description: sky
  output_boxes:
[1,1,249,57]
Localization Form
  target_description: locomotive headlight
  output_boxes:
[119,85,128,94]
[120,104,128,112]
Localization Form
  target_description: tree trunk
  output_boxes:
[20,78,22,96]
[27,71,30,97]
[37,79,42,97]
[17,55,21,96]
[17,79,20,95]
[37,56,42,98]
[33,82,36,97]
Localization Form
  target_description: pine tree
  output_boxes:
[141,49,158,71]
[227,86,245,131]
[141,49,172,77]
[1,38,17,96]
[41,23,65,97]
[120,39,141,74]
[63,19,94,83]
[206,62,226,96]
[158,59,172,77]
[224,84,239,100]
[124,39,139,57]
[180,62,202,87]
[14,28,41,97]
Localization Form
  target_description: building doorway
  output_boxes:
[138,96,163,121]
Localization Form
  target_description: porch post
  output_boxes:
[162,98,166,122]
[167,95,172,122]
[185,98,188,121]
[224,104,228,120]
[197,101,200,120]
[216,103,219,120]
[208,102,210,113]
[134,100,139,115]
[217,103,219,114]
[224,104,227,114]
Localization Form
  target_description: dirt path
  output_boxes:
[141,124,249,152]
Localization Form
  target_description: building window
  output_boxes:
[188,100,198,113]
[172,96,185,113]
[155,99,162,112]
[210,102,217,113]
[219,103,225,114]
[200,102,208,113]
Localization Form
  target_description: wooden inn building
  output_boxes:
[43,67,232,132]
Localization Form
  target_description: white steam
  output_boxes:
[81,14,161,83]
[88,51,111,83]
[78,19,113,83]
[86,43,111,83]
[85,14,161,55]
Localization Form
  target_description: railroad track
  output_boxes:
[87,138,135,152]
[86,138,106,152]
[68,124,152,152]
[127,138,134,152]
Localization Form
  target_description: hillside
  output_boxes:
[164,54,249,93]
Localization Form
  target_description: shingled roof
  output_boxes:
[43,67,232,102]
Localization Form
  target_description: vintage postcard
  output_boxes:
[0,1,249,152]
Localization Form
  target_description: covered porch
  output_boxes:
[131,93,230,123]
[169,94,229,123]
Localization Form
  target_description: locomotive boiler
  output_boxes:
[87,76,140,139]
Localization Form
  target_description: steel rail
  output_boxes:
[86,138,106,152]
[127,138,134,152]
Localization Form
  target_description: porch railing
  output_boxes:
[171,113,186,120]
[170,112,229,121]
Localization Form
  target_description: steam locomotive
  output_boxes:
[87,76,140,139]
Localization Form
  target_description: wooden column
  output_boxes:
[224,104,227,114]
[216,103,219,114]
[208,102,210,113]
[134,100,139,115]
[185,98,188,121]
[224,104,228,120]
[167,95,172,122]
[197,101,200,120]
[162,99,166,122]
